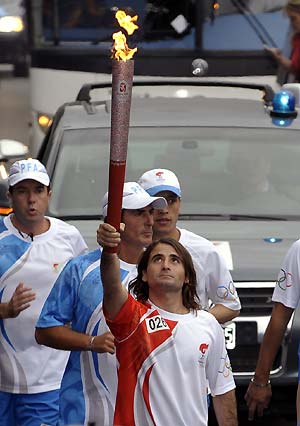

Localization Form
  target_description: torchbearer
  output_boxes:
[106,11,138,251]
[100,232,238,426]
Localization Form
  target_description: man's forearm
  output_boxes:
[277,53,292,71]
[100,251,128,319]
[100,251,122,297]
[35,325,92,351]
[213,389,238,426]
[0,303,9,319]
[244,302,293,420]
[208,304,240,324]
[36,325,115,354]
[254,303,293,382]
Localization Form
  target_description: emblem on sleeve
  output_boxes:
[216,280,238,301]
[218,353,232,378]
[277,269,293,291]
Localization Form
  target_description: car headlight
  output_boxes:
[37,113,53,134]
[0,164,8,179]
[0,16,24,33]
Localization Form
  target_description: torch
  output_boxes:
[106,11,138,252]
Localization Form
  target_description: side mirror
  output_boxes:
[0,139,29,161]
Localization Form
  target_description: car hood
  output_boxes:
[66,219,298,283]
[178,220,298,282]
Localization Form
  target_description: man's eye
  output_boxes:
[167,198,177,205]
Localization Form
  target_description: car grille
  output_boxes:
[228,282,279,374]
[229,344,282,373]
[235,282,275,316]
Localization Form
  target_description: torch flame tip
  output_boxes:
[112,10,138,61]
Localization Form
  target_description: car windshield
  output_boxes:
[49,126,300,218]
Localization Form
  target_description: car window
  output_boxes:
[48,126,300,218]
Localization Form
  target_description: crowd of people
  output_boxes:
[0,155,299,425]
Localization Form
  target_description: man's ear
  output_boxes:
[142,270,147,282]
[6,190,11,203]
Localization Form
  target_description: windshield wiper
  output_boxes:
[55,215,102,220]
[179,214,287,221]
[227,214,287,221]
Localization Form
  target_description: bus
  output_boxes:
[25,0,290,156]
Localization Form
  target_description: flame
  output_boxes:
[112,31,137,61]
[115,10,138,35]
[112,10,138,61]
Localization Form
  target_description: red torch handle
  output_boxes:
[106,59,134,253]
[106,162,126,231]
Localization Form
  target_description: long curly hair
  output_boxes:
[128,237,201,312]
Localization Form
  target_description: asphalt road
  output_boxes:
[0,67,297,426]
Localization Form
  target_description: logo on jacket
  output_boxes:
[52,263,63,273]
[199,343,209,354]
[198,342,209,365]
[277,269,292,291]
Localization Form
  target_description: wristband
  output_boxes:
[87,335,96,351]
[250,377,270,387]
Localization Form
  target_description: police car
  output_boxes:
[38,79,300,402]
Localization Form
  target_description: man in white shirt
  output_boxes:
[100,225,238,426]
[245,239,300,422]
[35,182,166,426]
[0,159,87,426]
[138,168,241,324]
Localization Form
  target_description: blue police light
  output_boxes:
[263,237,282,244]
[271,117,294,127]
[271,90,297,118]
[270,90,297,127]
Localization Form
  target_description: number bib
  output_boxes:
[146,315,169,333]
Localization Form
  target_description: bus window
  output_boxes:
[202,0,289,52]
[41,0,196,45]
